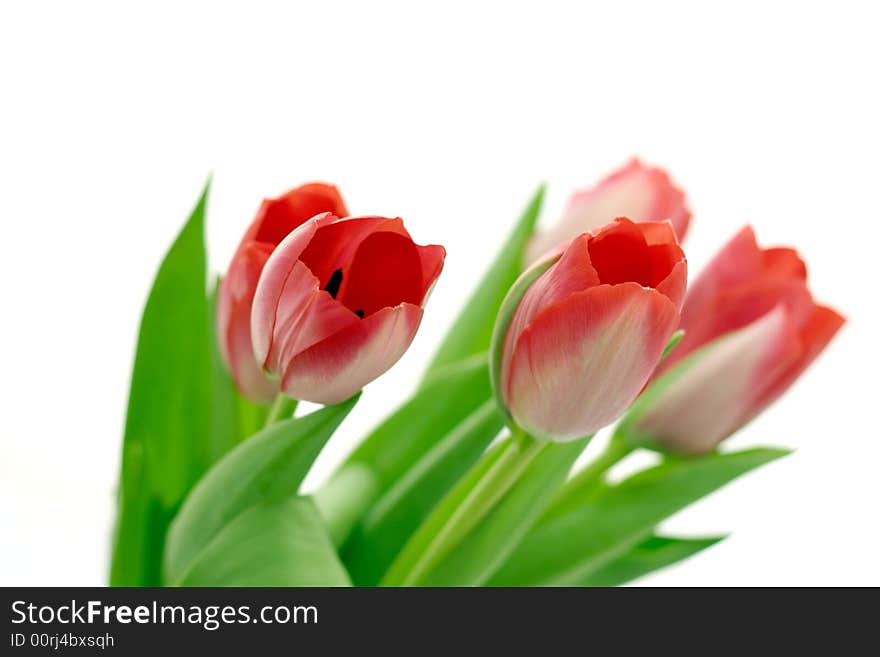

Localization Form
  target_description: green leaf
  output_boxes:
[163,397,357,585]
[489,448,789,586]
[578,534,727,587]
[316,355,493,551]
[342,400,504,585]
[422,186,544,380]
[110,182,215,586]
[419,438,588,586]
[176,497,351,587]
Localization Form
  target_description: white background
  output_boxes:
[2,1,877,586]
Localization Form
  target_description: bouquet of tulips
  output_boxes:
[110,160,843,587]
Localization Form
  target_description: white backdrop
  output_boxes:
[2,1,877,586]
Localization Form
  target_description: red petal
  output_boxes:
[280,303,423,404]
[298,216,410,290]
[501,235,600,390]
[337,231,427,317]
[250,183,348,246]
[750,304,845,414]
[681,226,763,328]
[505,283,679,441]
[763,247,807,280]
[217,241,278,402]
[418,243,447,297]
[587,218,653,286]
[666,278,814,374]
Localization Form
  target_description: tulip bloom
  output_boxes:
[251,213,445,404]
[494,217,687,441]
[527,158,691,263]
[218,183,349,402]
[635,227,845,454]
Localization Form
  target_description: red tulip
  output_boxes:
[218,183,349,402]
[251,213,445,404]
[527,158,691,263]
[494,217,687,441]
[635,226,845,454]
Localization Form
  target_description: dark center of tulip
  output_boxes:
[324,268,343,298]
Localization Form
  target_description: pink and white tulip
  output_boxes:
[527,158,691,263]
[635,226,845,454]
[251,214,445,405]
[494,217,687,441]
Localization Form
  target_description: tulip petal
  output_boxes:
[299,216,411,288]
[527,158,690,262]
[251,218,323,366]
[418,243,447,295]
[506,283,679,441]
[680,226,763,328]
[762,247,807,280]
[500,236,599,392]
[637,306,801,454]
[338,231,427,316]
[218,242,278,402]
[667,278,815,374]
[280,303,424,404]
[751,304,845,414]
[269,261,360,374]
[249,183,348,246]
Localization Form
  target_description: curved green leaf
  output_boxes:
[110,183,214,586]
[579,534,727,587]
[176,497,350,587]
[163,397,357,585]
[342,400,504,585]
[422,186,544,380]
[489,447,789,586]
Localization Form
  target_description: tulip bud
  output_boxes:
[491,217,687,441]
[632,226,845,454]
[218,183,348,402]
[251,213,445,404]
[527,158,691,263]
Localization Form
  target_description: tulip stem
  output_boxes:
[382,434,545,586]
[264,395,299,427]
[545,433,633,518]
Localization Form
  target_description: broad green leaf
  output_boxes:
[163,398,357,585]
[316,355,493,550]
[419,437,588,586]
[489,447,789,586]
[422,186,544,380]
[579,534,726,587]
[110,183,214,586]
[342,400,504,585]
[176,497,350,587]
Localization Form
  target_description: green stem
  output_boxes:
[546,432,634,518]
[382,434,545,586]
[264,395,298,427]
